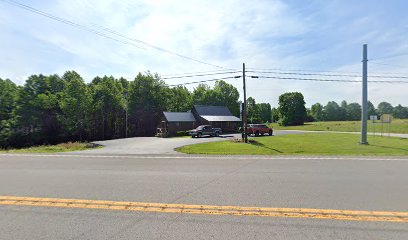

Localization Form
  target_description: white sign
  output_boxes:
[370,115,377,121]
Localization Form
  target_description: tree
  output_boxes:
[247,97,260,123]
[367,101,377,117]
[59,71,91,141]
[310,103,325,121]
[271,107,279,122]
[277,92,306,126]
[13,74,65,146]
[192,80,240,116]
[346,102,361,121]
[324,101,342,121]
[257,103,272,123]
[0,78,18,122]
[338,100,348,120]
[166,86,192,112]
[0,78,19,147]
[213,80,240,116]
[90,75,126,140]
[393,104,408,119]
[377,102,394,115]
[305,108,315,122]
[128,72,168,136]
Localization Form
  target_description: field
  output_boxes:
[0,142,100,153]
[177,133,408,155]
[269,119,408,134]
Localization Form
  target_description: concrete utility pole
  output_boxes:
[360,44,368,144]
[242,63,248,143]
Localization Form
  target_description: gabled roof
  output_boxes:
[193,105,234,116]
[163,112,196,122]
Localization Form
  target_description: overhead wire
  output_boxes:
[161,71,241,80]
[247,70,408,79]
[167,76,239,87]
[161,69,240,77]
[1,0,231,70]
[249,75,408,83]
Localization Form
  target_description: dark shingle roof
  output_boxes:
[193,105,233,116]
[163,112,196,122]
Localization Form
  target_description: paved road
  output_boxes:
[0,154,407,239]
[72,130,302,155]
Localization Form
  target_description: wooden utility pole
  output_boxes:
[242,63,248,143]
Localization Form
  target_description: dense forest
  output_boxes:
[0,71,251,148]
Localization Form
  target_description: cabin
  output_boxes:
[158,105,241,136]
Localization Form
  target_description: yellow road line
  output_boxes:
[0,196,407,223]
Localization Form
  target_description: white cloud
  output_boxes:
[1,0,408,107]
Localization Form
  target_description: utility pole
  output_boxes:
[360,44,368,144]
[242,63,248,143]
[125,91,128,138]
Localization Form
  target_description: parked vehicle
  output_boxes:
[189,125,222,138]
[247,124,273,137]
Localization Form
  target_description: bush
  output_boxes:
[175,131,188,137]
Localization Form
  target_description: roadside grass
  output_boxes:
[269,119,408,134]
[177,133,408,155]
[0,142,101,153]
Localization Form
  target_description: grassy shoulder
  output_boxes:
[177,133,408,156]
[0,142,101,153]
[269,119,408,134]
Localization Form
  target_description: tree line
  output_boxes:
[2,72,407,147]
[271,92,408,126]
[0,71,246,148]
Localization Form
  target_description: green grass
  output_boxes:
[269,119,408,134]
[177,133,408,155]
[0,142,101,153]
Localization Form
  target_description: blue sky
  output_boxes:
[1,0,408,107]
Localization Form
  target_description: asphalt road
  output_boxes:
[0,154,407,239]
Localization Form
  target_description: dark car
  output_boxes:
[189,125,222,138]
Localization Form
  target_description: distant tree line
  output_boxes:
[0,71,246,148]
[307,101,408,122]
[271,94,408,126]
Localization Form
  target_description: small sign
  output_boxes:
[370,115,377,121]
[381,114,392,123]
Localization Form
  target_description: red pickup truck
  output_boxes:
[247,124,273,137]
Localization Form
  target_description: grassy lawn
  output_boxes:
[177,133,408,156]
[0,142,101,153]
[269,119,408,134]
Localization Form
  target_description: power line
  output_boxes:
[167,76,239,87]
[370,62,408,69]
[247,70,408,79]
[251,75,408,83]
[246,67,361,74]
[161,71,240,80]
[2,0,231,70]
[247,70,361,78]
[370,52,408,61]
[1,0,147,50]
[161,69,240,77]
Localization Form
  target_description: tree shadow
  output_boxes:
[249,141,283,153]
[368,143,408,152]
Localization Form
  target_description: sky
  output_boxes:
[1,0,408,107]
